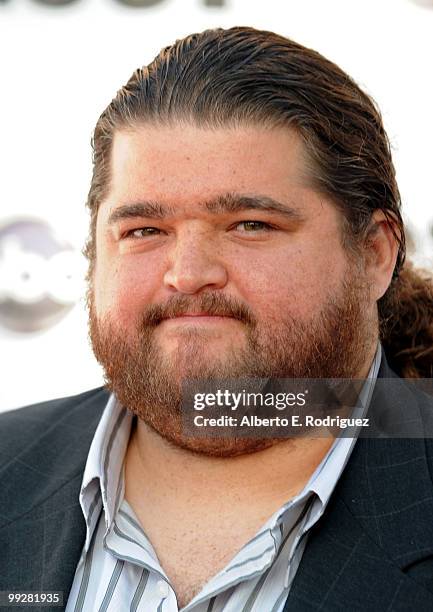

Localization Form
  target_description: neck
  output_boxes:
[125,423,333,509]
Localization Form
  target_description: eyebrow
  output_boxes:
[107,193,305,225]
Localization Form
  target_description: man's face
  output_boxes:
[89,123,377,456]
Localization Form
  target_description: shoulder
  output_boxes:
[0,387,110,464]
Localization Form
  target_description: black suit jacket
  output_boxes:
[1,356,433,611]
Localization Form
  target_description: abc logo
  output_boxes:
[0,219,86,332]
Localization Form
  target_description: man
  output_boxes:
[1,26,433,612]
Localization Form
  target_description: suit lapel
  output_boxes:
[0,389,108,604]
[284,356,433,610]
[284,481,433,611]
[1,474,87,600]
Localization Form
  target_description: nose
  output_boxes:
[163,227,228,294]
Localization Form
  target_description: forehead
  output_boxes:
[103,123,314,212]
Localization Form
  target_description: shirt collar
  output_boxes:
[79,395,134,553]
[305,342,382,506]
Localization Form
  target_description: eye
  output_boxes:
[123,227,161,239]
[234,221,274,232]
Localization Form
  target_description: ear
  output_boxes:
[364,210,400,301]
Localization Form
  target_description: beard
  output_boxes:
[88,266,376,457]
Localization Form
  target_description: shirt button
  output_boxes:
[157,580,170,598]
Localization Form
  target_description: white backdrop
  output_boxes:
[1,0,432,412]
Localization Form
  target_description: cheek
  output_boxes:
[233,244,347,323]
[93,257,161,324]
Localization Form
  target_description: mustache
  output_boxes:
[139,293,257,328]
